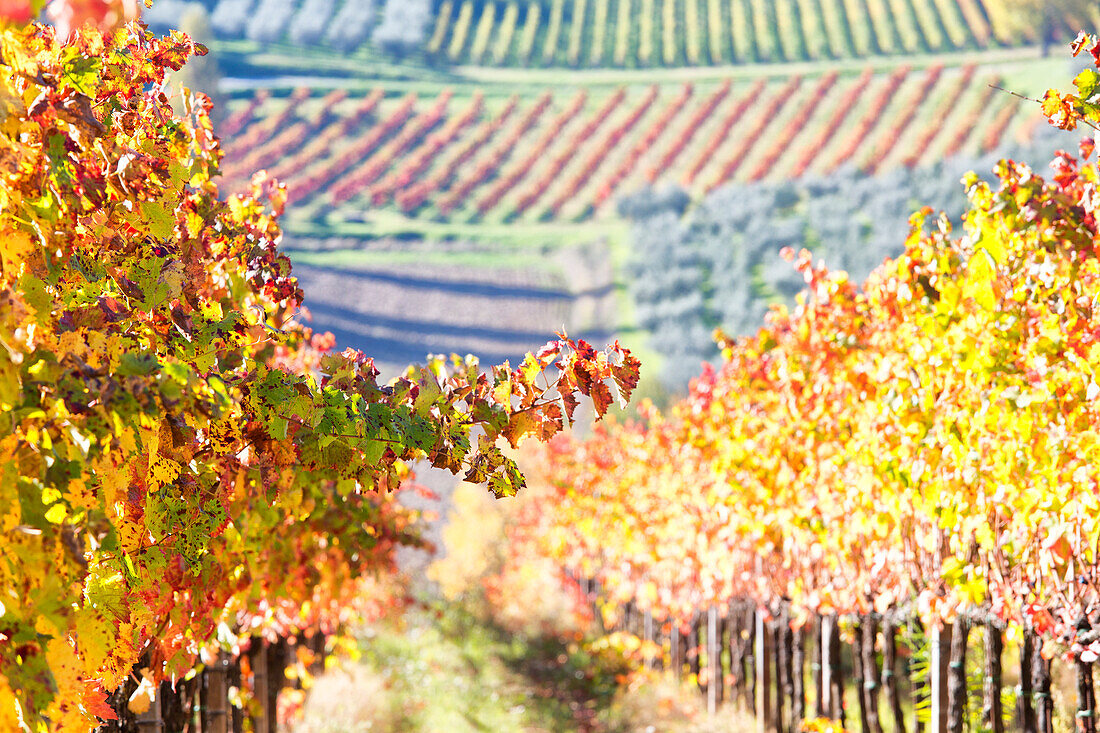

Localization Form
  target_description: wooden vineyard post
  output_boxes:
[728,605,744,708]
[861,615,883,733]
[671,619,682,678]
[929,623,952,733]
[779,608,795,733]
[756,609,774,733]
[690,614,703,694]
[163,679,195,732]
[678,620,691,679]
[1020,628,1037,733]
[656,624,666,672]
[824,614,845,728]
[267,639,288,733]
[708,607,719,715]
[644,610,655,670]
[309,633,326,675]
[746,605,757,714]
[792,616,805,728]
[721,607,730,704]
[946,619,969,733]
[201,654,230,733]
[821,615,832,719]
[853,619,871,733]
[1034,635,1055,733]
[229,658,244,733]
[251,640,269,733]
[773,615,785,733]
[1077,655,1097,733]
[181,679,204,731]
[834,618,846,729]
[718,611,728,706]
[881,617,906,733]
[982,622,1004,733]
[813,615,825,719]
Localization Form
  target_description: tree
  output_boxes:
[994,0,1098,54]
[166,3,225,122]
[0,14,639,731]
[371,0,432,57]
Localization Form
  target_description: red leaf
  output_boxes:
[83,682,118,721]
[0,0,34,23]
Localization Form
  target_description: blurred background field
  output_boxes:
[155,0,1091,393]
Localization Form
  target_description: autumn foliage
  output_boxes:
[0,14,638,731]
[510,33,1100,665]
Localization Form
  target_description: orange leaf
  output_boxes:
[83,681,117,721]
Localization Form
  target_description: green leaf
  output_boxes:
[268,416,288,440]
[360,438,386,467]
[488,459,525,499]
[413,375,442,417]
[1075,68,1100,101]
[395,410,435,453]
[139,200,176,239]
[59,47,101,96]
[25,192,58,222]
[17,273,50,322]
[117,352,160,377]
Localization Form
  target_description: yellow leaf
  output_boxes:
[208,418,242,455]
[117,519,143,554]
[0,228,33,272]
[44,503,67,524]
[492,376,513,407]
[97,459,127,514]
[35,615,57,636]
[964,248,997,311]
[139,200,175,239]
[117,426,137,454]
[45,636,81,696]
[75,613,117,679]
[149,454,180,488]
[502,411,539,448]
[127,673,155,715]
[0,674,22,732]
[0,30,40,79]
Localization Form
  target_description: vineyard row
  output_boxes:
[425,0,1093,68]
[590,593,1064,733]
[220,67,1038,223]
[193,0,1096,66]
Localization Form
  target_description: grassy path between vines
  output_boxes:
[294,604,610,732]
[293,602,754,733]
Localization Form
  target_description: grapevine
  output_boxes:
[0,17,640,729]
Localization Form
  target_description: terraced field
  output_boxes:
[219,62,1045,226]
[284,237,618,374]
